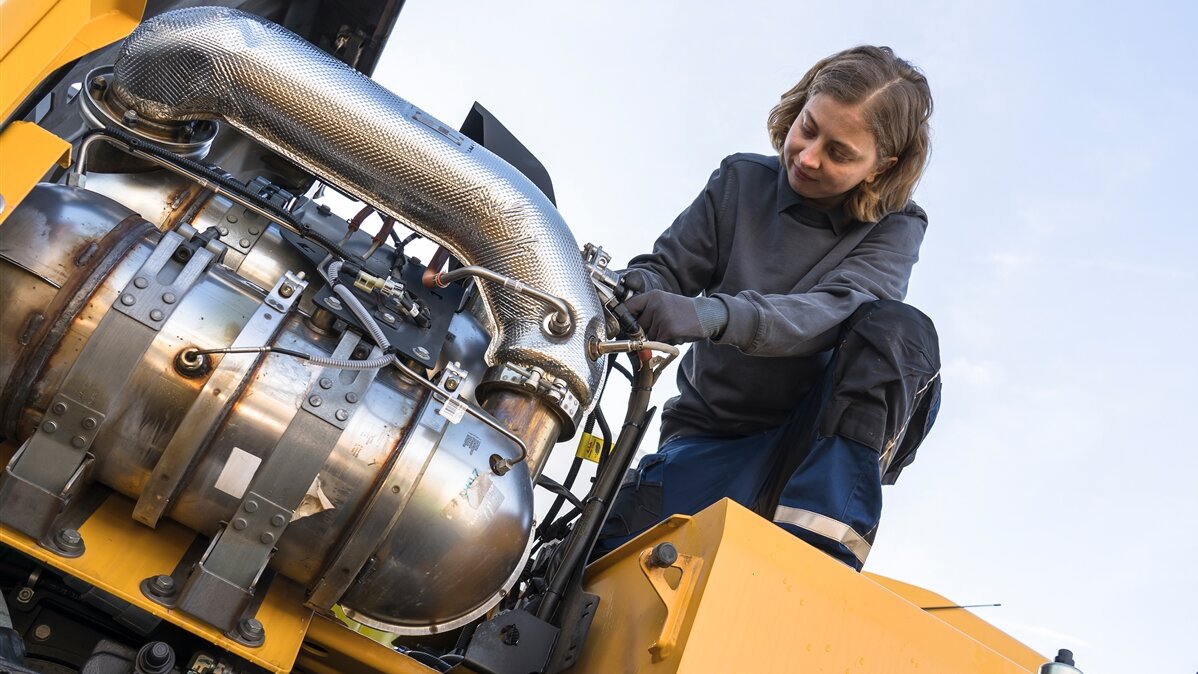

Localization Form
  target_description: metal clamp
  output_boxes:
[481,363,581,427]
[301,332,379,430]
[113,230,215,329]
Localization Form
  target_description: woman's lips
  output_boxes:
[792,164,816,182]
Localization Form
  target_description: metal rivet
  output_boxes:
[308,395,322,407]
[232,518,248,530]
[270,514,286,527]
[51,402,68,415]
[71,436,86,449]
[120,294,136,306]
[133,277,149,289]
[150,310,164,321]
[319,378,333,389]
[260,532,275,545]
[248,226,260,236]
[344,392,359,404]
[239,238,251,248]
[41,420,58,434]
[218,226,229,236]
[244,500,259,513]
[33,624,51,641]
[162,292,177,304]
[391,485,401,494]
[226,214,239,224]
[81,417,97,430]
[334,409,349,422]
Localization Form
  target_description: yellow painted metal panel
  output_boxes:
[0,0,146,123]
[299,616,439,674]
[867,573,1045,672]
[0,120,71,225]
[578,499,1041,673]
[0,489,312,673]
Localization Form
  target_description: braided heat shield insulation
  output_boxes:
[109,7,605,407]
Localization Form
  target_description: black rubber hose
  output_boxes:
[535,354,654,623]
[83,127,359,262]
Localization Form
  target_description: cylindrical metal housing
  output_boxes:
[0,185,533,634]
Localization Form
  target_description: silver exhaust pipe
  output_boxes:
[109,6,604,419]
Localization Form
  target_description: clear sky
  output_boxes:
[375,1,1197,671]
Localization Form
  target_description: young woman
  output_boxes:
[595,46,942,570]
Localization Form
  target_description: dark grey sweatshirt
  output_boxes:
[628,153,928,442]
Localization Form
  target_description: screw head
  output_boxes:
[260,532,275,544]
[414,346,430,360]
[71,436,87,449]
[324,297,343,311]
[51,401,68,415]
[279,284,295,298]
[33,624,51,641]
[15,587,34,603]
[89,75,107,91]
[239,238,251,248]
[81,417,98,430]
[308,395,323,407]
[232,517,248,530]
[149,574,176,597]
[236,618,265,643]
[226,213,239,224]
[445,377,460,392]
[244,500,259,513]
[162,292,177,304]
[381,312,396,323]
[133,277,149,289]
[41,420,58,434]
[218,226,229,236]
[122,109,139,126]
[149,309,164,322]
[270,514,286,527]
[248,226,260,236]
[344,392,359,404]
[317,204,333,216]
[120,293,136,306]
[319,377,333,390]
[334,409,349,422]
[55,528,84,554]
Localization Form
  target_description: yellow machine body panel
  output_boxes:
[576,499,1043,673]
[0,0,146,123]
[0,120,71,225]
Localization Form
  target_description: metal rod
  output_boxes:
[429,265,574,336]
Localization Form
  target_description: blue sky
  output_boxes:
[375,1,1197,670]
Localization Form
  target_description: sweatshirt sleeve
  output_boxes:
[714,204,928,357]
[624,159,733,296]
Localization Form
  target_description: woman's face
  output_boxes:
[782,93,895,207]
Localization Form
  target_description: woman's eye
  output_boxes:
[801,125,815,137]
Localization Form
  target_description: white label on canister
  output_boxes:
[214,447,261,499]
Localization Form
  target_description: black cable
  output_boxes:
[535,475,583,510]
[611,359,635,383]
[594,405,613,468]
[84,127,359,262]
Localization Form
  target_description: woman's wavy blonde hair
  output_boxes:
[768,46,932,223]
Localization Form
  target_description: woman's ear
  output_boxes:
[866,156,898,184]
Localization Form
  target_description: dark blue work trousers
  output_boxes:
[593,300,942,570]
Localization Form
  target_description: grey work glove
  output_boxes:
[623,290,729,344]
[618,268,663,297]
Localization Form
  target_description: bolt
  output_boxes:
[649,542,678,568]
[319,377,333,389]
[232,518,248,530]
[324,297,342,311]
[41,420,58,434]
[445,377,460,392]
[71,436,86,449]
[137,642,175,674]
[15,587,34,603]
[500,623,520,646]
[133,277,149,289]
[122,109,139,127]
[162,292,177,304]
[33,624,51,641]
[334,409,349,422]
[260,532,275,544]
[244,499,259,513]
[81,417,98,430]
[317,204,333,216]
[226,213,239,224]
[149,574,176,597]
[345,392,359,404]
[89,75,107,92]
[149,309,164,322]
[381,312,396,323]
[414,346,430,360]
[236,618,265,643]
[55,528,83,554]
[218,226,229,236]
[279,284,295,298]
[270,514,286,527]
[308,395,323,407]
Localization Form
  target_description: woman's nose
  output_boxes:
[799,147,819,171]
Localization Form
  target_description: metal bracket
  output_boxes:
[300,332,379,430]
[112,230,214,329]
[638,543,704,662]
[134,270,308,527]
[215,204,268,255]
[0,440,93,542]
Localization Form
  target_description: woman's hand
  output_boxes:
[623,290,728,344]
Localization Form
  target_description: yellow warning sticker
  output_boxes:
[575,432,607,463]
